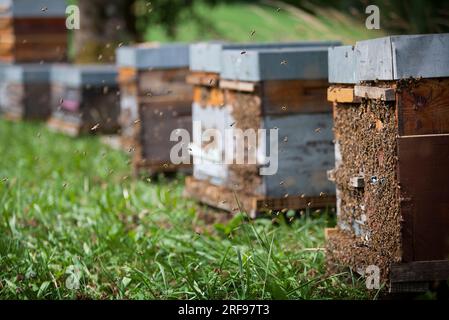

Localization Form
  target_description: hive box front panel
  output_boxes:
[0,64,52,121]
[49,65,120,136]
[0,0,68,63]
[116,43,193,174]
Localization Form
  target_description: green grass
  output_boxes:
[145,1,385,44]
[0,119,370,299]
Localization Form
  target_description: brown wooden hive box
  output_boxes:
[326,36,449,293]
[185,42,340,217]
[0,0,68,63]
[0,63,52,121]
[116,43,193,176]
[47,64,120,137]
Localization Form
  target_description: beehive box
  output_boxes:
[326,34,449,293]
[185,44,338,217]
[47,64,120,136]
[0,0,68,63]
[116,43,192,175]
[0,63,52,120]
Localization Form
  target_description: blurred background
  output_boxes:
[71,0,449,62]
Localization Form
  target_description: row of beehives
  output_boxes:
[0,63,120,135]
[1,33,449,293]
[103,35,449,293]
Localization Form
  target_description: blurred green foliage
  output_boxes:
[272,0,449,34]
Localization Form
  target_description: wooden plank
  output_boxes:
[135,161,191,176]
[185,72,219,87]
[254,195,335,212]
[262,80,331,114]
[219,79,257,92]
[139,99,192,115]
[118,67,137,84]
[137,68,191,97]
[354,85,396,101]
[397,134,449,262]
[390,260,449,283]
[0,33,67,44]
[398,78,449,136]
[192,86,224,107]
[0,17,12,28]
[8,17,66,33]
[389,282,430,293]
[185,176,335,218]
[327,86,361,103]
[2,44,67,62]
[47,116,80,137]
[184,176,257,215]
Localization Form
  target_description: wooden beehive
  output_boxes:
[185,44,338,217]
[326,34,449,293]
[47,64,120,136]
[116,43,193,175]
[0,0,67,63]
[0,63,52,120]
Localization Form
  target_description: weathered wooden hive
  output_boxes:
[185,43,338,217]
[116,43,192,175]
[48,64,120,136]
[0,0,67,63]
[0,63,52,120]
[326,34,449,293]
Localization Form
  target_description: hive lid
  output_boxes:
[51,64,118,86]
[0,0,67,18]
[356,33,449,81]
[190,41,340,74]
[328,45,357,84]
[116,43,190,70]
[220,46,330,82]
[1,63,52,83]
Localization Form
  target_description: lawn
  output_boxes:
[0,119,371,299]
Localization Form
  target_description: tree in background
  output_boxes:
[74,0,222,63]
[74,0,136,63]
[74,0,449,63]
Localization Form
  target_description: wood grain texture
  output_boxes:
[327,86,361,103]
[192,86,224,107]
[262,80,330,114]
[354,85,396,101]
[390,260,449,283]
[186,72,220,87]
[138,68,191,97]
[118,67,137,84]
[219,80,257,93]
[0,17,67,62]
[397,134,449,262]
[185,176,335,218]
[398,78,449,136]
